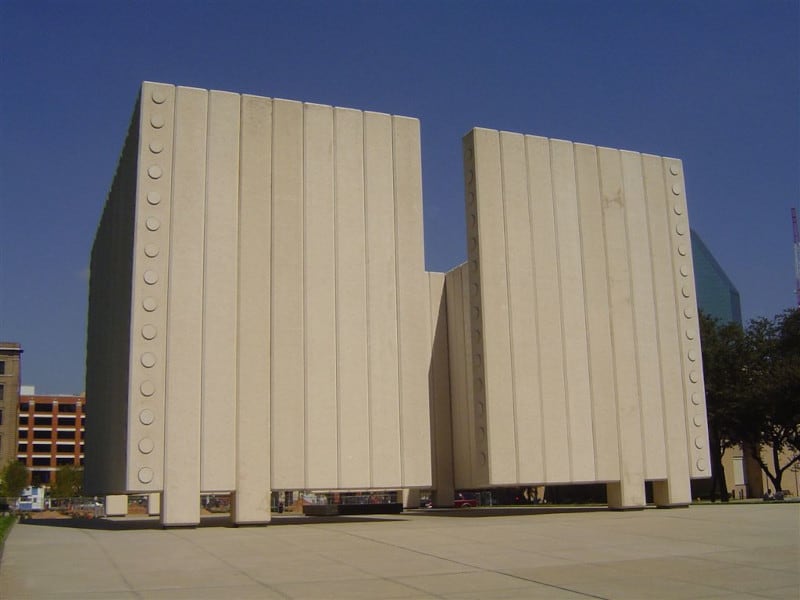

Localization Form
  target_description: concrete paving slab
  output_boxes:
[0,504,797,599]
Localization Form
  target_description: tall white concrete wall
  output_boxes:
[87,82,710,523]
[86,82,433,525]
[461,128,709,507]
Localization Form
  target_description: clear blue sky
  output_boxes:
[1,0,798,394]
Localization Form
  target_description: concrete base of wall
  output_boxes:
[105,494,127,516]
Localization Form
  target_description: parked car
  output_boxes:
[453,493,478,508]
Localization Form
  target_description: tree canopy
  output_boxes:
[700,308,800,494]
[0,460,29,498]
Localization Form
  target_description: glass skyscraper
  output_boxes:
[691,230,742,325]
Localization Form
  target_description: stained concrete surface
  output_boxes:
[1,504,797,599]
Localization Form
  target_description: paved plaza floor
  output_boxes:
[0,503,797,599]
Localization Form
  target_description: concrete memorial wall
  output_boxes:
[85,82,709,525]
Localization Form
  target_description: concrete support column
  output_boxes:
[652,480,690,508]
[607,481,645,510]
[147,493,161,516]
[105,494,127,516]
[402,488,421,509]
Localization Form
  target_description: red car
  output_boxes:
[453,494,478,508]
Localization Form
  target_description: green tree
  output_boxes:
[699,311,748,501]
[50,465,83,498]
[738,309,800,492]
[0,460,29,498]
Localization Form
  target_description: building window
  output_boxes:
[0,408,3,425]
[0,361,5,375]
[0,384,4,401]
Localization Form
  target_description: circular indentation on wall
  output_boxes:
[471,283,479,296]
[151,89,167,104]
[470,259,478,272]
[669,164,679,176]
[469,214,477,227]
[139,409,155,425]
[686,329,696,340]
[676,223,687,236]
[140,380,156,397]
[472,306,480,319]
[689,370,699,383]
[148,165,163,179]
[467,170,474,184]
[138,438,155,454]
[681,285,691,298]
[145,217,161,232]
[470,237,478,249]
[479,452,487,466]
[678,244,688,256]
[149,141,164,154]
[141,324,157,340]
[142,297,158,312]
[143,270,159,285]
[478,427,486,441]
[140,352,156,368]
[673,204,684,215]
[144,244,159,258]
[693,415,704,427]
[473,328,482,341]
[694,435,705,449]
[691,392,701,405]
[477,401,485,416]
[468,192,476,205]
[150,115,165,129]
[679,264,689,277]
[146,191,161,205]
[473,353,482,367]
[464,148,473,161]
[696,458,707,472]
[684,307,694,319]
[475,377,484,391]
[688,348,698,362]
[138,467,154,483]
[671,184,681,196]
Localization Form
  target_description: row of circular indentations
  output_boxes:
[668,162,706,472]
[464,143,489,469]
[135,88,169,485]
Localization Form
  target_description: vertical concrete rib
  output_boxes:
[303,103,338,489]
[365,111,402,487]
[234,94,272,523]
[201,90,240,492]
[550,139,594,482]
[642,154,690,505]
[597,146,645,508]
[472,129,515,485]
[163,86,208,526]
[499,132,543,483]
[270,99,304,490]
[127,82,174,493]
[661,158,710,479]
[526,135,570,483]
[428,272,454,505]
[621,151,667,480]
[334,107,370,488]
[573,143,620,482]
[393,115,431,487]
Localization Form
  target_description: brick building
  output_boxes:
[17,393,85,485]
[0,342,23,468]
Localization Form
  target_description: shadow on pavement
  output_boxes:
[16,513,408,531]
[411,506,610,518]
